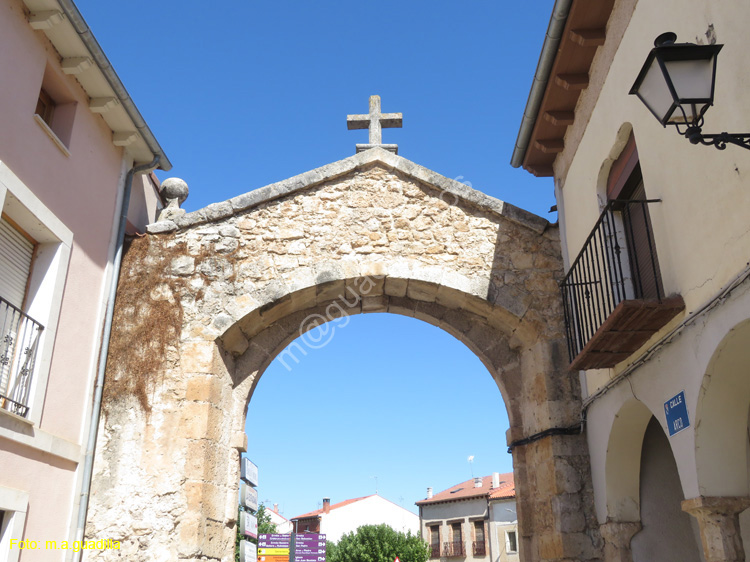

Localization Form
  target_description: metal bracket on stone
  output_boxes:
[506,419,585,453]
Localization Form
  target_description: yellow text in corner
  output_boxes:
[11,539,121,552]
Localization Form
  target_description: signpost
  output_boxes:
[251,521,326,562]
[239,458,260,562]
[241,511,259,539]
[240,541,258,562]
[241,481,259,511]
[259,534,292,562]
[293,534,326,562]
[242,458,259,487]
[664,390,690,436]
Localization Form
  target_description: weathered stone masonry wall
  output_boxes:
[85,149,601,562]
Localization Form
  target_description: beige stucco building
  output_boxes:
[513,0,750,560]
[0,0,169,559]
[417,474,518,562]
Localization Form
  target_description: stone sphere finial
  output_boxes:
[160,177,189,206]
[157,177,189,222]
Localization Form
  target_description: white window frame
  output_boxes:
[0,486,29,562]
[0,161,73,425]
[504,530,518,554]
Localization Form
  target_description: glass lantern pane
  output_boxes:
[636,58,675,123]
[665,58,715,99]
[663,58,716,124]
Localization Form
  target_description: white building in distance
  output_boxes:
[291,494,419,543]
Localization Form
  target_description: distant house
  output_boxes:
[268,503,293,534]
[416,474,519,562]
[291,494,419,543]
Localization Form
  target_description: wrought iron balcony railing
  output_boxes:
[443,541,465,557]
[561,199,684,370]
[429,544,441,558]
[0,296,44,418]
[472,541,486,556]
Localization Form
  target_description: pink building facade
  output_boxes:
[0,0,170,559]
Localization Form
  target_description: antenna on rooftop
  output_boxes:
[468,455,475,478]
[370,476,379,494]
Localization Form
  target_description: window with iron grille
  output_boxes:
[0,165,73,423]
[472,521,486,556]
[0,216,43,418]
[442,522,464,557]
[452,522,462,544]
[429,525,440,558]
[559,132,682,370]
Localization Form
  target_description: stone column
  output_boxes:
[509,338,604,562]
[681,496,750,562]
[599,520,641,562]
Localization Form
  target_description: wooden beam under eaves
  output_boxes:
[534,139,565,153]
[525,165,554,177]
[554,73,589,91]
[543,111,575,126]
[569,28,607,47]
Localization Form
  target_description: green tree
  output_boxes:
[328,524,429,562]
[257,504,280,535]
[326,539,338,561]
[236,503,279,561]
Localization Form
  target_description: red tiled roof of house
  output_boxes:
[292,495,375,520]
[415,474,515,505]
[488,474,515,500]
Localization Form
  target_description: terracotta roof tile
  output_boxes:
[415,474,515,505]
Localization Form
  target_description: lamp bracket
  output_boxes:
[684,126,750,151]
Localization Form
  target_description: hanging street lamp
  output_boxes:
[630,32,750,150]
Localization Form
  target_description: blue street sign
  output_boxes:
[664,391,690,436]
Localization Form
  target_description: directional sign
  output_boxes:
[259,534,292,562]
[293,533,326,562]
[259,534,291,545]
[241,482,259,512]
[240,540,258,562]
[258,547,289,556]
[294,544,325,551]
[295,535,325,543]
[294,552,326,562]
[664,390,690,436]
[241,458,259,487]
[241,512,258,539]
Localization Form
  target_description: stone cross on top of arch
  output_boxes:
[347,95,402,155]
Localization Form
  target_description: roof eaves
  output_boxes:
[48,0,172,171]
[510,0,573,169]
[416,493,487,506]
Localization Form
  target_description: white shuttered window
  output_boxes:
[0,216,34,308]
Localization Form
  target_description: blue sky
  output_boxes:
[73,1,556,520]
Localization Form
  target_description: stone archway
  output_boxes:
[85,148,601,561]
